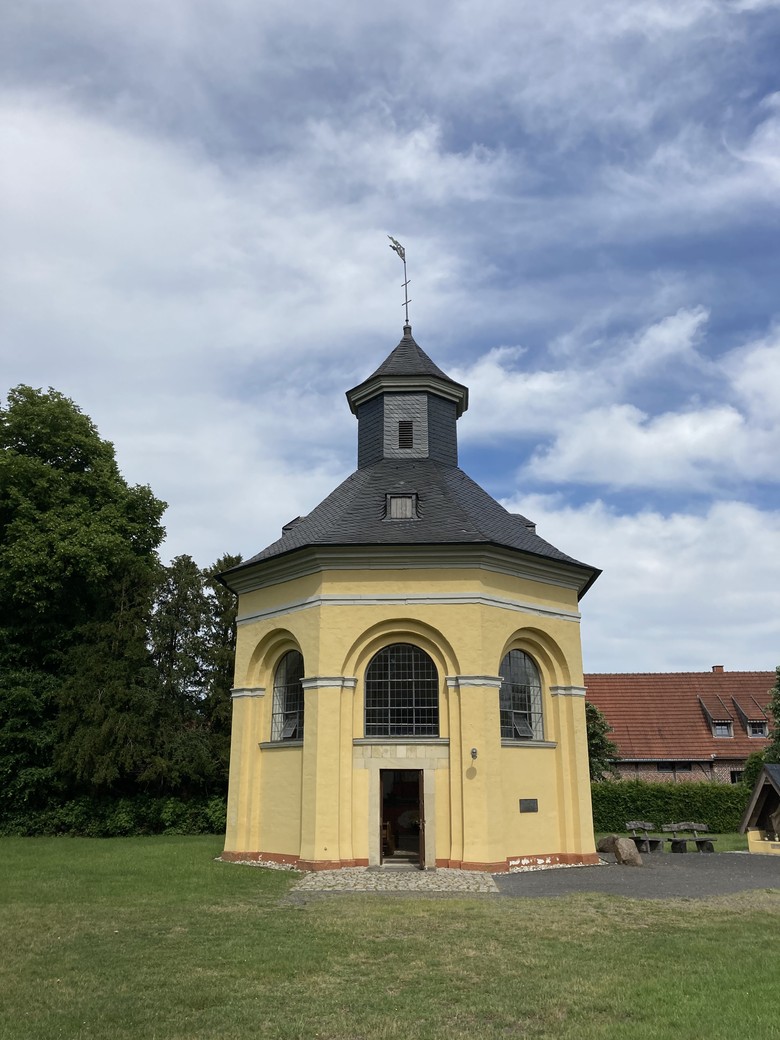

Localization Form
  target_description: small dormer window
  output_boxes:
[749,721,768,737]
[712,722,733,737]
[386,494,417,520]
[398,420,414,449]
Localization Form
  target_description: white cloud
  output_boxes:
[1,0,778,686]
[456,309,780,491]
[527,404,750,489]
[723,328,780,415]
[452,348,595,439]
[618,306,709,381]
[502,493,780,671]
[732,92,780,182]
[456,306,712,438]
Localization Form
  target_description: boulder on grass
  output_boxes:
[613,837,643,866]
[596,835,620,854]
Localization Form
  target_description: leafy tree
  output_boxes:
[2,385,240,819]
[764,665,780,764]
[724,669,778,792]
[1,386,165,669]
[741,751,767,791]
[585,700,620,781]
[1,386,166,806]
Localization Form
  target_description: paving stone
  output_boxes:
[291,867,499,894]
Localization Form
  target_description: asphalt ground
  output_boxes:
[493,852,780,900]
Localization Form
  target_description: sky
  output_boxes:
[2,0,779,673]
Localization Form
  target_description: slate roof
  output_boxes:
[361,325,461,384]
[234,457,599,593]
[584,669,775,761]
[346,325,469,416]
[223,324,598,595]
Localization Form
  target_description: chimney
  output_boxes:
[712,665,724,673]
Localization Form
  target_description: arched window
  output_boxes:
[499,650,543,740]
[365,643,439,737]
[271,650,304,741]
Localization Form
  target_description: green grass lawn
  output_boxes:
[0,836,777,1040]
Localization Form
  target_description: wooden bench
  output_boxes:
[662,821,716,853]
[626,820,664,853]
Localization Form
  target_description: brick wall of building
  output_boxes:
[615,762,747,784]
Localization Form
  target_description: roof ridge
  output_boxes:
[585,670,775,676]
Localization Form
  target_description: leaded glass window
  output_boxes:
[365,643,439,737]
[499,650,543,740]
[271,650,304,741]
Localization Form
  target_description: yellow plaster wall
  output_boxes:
[225,557,595,866]
[318,566,580,615]
[224,694,264,853]
[257,748,303,855]
[300,686,344,864]
[498,745,560,854]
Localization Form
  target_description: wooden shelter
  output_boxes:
[739,763,780,856]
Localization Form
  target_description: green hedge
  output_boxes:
[1,783,752,838]
[0,794,227,838]
[591,780,751,833]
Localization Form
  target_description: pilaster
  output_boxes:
[446,676,506,870]
[298,677,357,868]
[549,685,595,855]
[224,687,265,853]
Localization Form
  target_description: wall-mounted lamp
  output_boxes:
[470,747,478,760]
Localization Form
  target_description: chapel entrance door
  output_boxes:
[380,769,424,868]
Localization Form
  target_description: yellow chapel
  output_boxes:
[221,323,600,871]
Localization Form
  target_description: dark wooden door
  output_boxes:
[380,770,387,865]
[417,770,425,869]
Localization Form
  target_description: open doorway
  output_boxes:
[380,769,425,868]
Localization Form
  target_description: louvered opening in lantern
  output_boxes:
[397,420,414,449]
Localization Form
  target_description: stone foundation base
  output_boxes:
[506,852,601,869]
[436,852,599,872]
[222,850,599,871]
[220,851,370,870]
[435,858,510,872]
[221,850,301,867]
[298,858,370,871]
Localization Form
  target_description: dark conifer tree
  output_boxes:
[202,554,241,783]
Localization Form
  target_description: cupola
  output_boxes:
[346,323,468,469]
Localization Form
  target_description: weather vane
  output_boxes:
[388,235,411,325]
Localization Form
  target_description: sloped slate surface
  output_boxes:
[242,458,592,571]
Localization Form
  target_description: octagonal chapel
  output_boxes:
[220,323,600,871]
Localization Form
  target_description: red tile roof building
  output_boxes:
[584,666,775,784]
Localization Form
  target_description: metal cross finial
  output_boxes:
[388,235,411,326]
